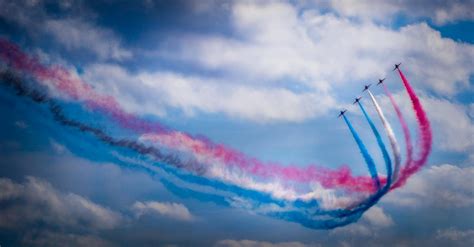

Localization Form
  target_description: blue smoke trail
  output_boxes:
[357,101,392,189]
[342,114,381,190]
[0,68,384,230]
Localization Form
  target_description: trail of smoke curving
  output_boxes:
[1,39,432,228]
[0,68,378,229]
[330,113,394,218]
[357,101,392,190]
[380,83,413,185]
[342,114,380,190]
[367,90,401,183]
[0,38,380,192]
[391,69,432,189]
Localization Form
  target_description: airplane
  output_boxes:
[338,109,347,118]
[393,63,401,71]
[362,84,371,92]
[353,97,361,104]
[377,78,385,85]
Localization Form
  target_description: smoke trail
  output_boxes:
[317,113,395,220]
[0,38,430,195]
[0,38,380,192]
[380,83,413,185]
[0,69,306,204]
[391,68,432,189]
[1,42,432,228]
[342,114,380,190]
[336,69,432,215]
[367,90,401,183]
[357,101,392,189]
[0,68,378,229]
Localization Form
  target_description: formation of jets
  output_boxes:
[338,63,401,118]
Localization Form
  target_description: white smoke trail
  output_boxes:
[367,90,402,183]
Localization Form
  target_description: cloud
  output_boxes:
[214,239,317,247]
[165,1,473,96]
[44,19,132,60]
[377,91,474,152]
[14,120,28,129]
[330,206,393,237]
[420,96,474,152]
[362,206,393,227]
[132,201,194,221]
[0,0,131,60]
[436,228,474,246]
[0,176,123,230]
[317,0,474,25]
[82,63,335,122]
[49,138,70,154]
[384,164,474,208]
[21,230,115,247]
[4,1,472,124]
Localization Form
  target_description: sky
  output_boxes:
[0,0,473,246]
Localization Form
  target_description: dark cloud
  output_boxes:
[0,176,121,246]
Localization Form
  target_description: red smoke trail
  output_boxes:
[0,38,383,192]
[391,69,432,189]
[0,39,169,134]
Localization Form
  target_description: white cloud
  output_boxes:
[44,19,132,60]
[0,176,122,230]
[214,239,317,247]
[132,201,194,221]
[436,228,474,245]
[420,97,474,152]
[362,206,393,227]
[376,91,474,152]
[165,1,473,97]
[50,138,70,154]
[0,0,131,60]
[319,0,474,25]
[330,206,393,237]
[82,63,335,122]
[6,0,470,125]
[385,164,474,208]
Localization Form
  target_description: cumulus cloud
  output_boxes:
[0,0,131,60]
[44,19,132,60]
[376,91,474,152]
[436,228,474,246]
[132,201,194,221]
[419,96,474,152]
[0,176,122,246]
[362,206,393,227]
[317,0,474,25]
[214,239,317,247]
[49,138,70,154]
[82,63,335,122]
[80,3,473,124]
[330,206,393,237]
[165,1,473,97]
[21,230,115,247]
[4,0,472,124]
[384,164,474,208]
[0,176,123,230]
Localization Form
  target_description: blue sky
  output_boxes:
[0,0,473,246]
